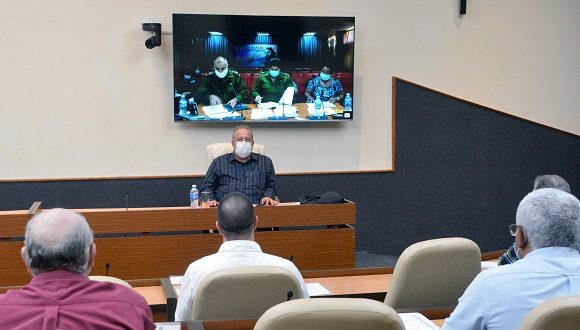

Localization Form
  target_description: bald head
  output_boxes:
[217,193,256,240]
[23,208,94,276]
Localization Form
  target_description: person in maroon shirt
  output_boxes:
[0,208,156,330]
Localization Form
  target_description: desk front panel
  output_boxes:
[0,203,355,286]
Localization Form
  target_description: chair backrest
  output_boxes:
[205,142,265,167]
[88,275,132,288]
[191,265,305,321]
[254,298,405,330]
[384,237,481,311]
[520,296,580,330]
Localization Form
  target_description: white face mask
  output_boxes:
[215,68,228,79]
[235,141,252,158]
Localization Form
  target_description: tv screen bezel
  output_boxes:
[172,13,355,123]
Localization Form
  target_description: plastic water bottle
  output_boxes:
[314,96,322,116]
[343,93,352,118]
[189,185,199,208]
[179,95,188,114]
[344,93,352,111]
[189,97,198,116]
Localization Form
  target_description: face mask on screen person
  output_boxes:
[235,141,252,158]
[215,68,228,79]
[320,72,331,81]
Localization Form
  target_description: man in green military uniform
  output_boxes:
[251,58,295,104]
[198,56,248,107]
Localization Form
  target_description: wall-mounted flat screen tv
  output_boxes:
[173,14,355,122]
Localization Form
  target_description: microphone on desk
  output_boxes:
[287,290,294,301]
[229,82,240,111]
[105,262,110,276]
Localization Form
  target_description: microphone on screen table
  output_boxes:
[229,82,240,111]
[105,262,110,276]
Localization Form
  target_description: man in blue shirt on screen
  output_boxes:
[201,125,278,206]
[442,188,580,330]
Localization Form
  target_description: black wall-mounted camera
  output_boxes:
[142,22,161,49]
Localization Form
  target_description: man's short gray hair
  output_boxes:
[214,56,228,67]
[516,188,580,250]
[533,174,571,193]
[24,209,94,276]
[232,125,253,140]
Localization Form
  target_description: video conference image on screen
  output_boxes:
[173,14,355,122]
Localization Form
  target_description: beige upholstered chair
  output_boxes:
[205,142,265,167]
[520,296,580,330]
[254,298,405,330]
[89,275,132,288]
[384,237,481,311]
[191,265,305,321]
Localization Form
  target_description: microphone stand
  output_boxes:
[229,82,240,112]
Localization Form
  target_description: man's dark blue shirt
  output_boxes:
[201,152,276,204]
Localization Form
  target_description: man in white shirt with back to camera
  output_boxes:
[443,188,580,330]
[174,192,309,321]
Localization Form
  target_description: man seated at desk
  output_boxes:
[198,56,248,108]
[0,209,156,329]
[201,125,278,206]
[252,58,296,104]
[175,192,309,321]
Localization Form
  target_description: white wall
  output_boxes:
[0,0,578,180]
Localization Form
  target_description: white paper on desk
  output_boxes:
[306,102,337,115]
[155,322,181,330]
[256,102,298,118]
[481,261,499,270]
[251,108,274,119]
[202,105,242,119]
[169,275,183,285]
[278,86,295,105]
[273,105,298,117]
[399,312,440,330]
[306,282,332,296]
[258,102,279,109]
[276,202,301,206]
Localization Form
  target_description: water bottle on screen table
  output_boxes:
[343,93,352,118]
[179,95,188,114]
[190,184,199,208]
[314,96,322,116]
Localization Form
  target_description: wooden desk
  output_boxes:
[0,202,355,287]
[184,102,346,121]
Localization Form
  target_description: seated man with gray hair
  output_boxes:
[443,188,580,330]
[498,174,572,265]
[0,208,156,329]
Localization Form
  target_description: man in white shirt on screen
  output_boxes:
[174,192,309,321]
[442,188,580,330]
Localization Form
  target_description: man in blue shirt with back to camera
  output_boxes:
[497,174,572,265]
[201,125,278,206]
[442,188,580,330]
